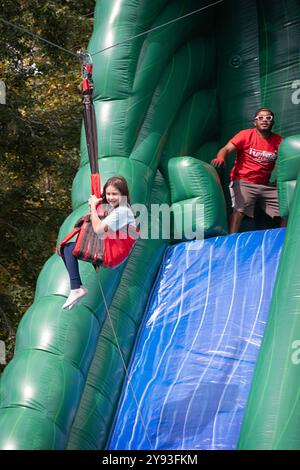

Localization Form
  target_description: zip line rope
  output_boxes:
[97,275,153,450]
[91,0,224,57]
[1,0,224,448]
[0,17,78,58]
[0,0,224,61]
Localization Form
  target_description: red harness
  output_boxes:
[57,213,139,269]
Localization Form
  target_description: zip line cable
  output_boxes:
[1,0,224,61]
[80,12,95,18]
[97,276,153,450]
[91,0,224,57]
[0,17,78,58]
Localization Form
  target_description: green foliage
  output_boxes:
[0,0,95,369]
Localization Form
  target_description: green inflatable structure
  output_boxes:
[1,0,300,450]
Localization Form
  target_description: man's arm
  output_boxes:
[211,141,237,167]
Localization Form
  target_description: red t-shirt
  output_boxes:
[230,128,283,184]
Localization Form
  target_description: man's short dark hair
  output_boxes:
[254,108,274,119]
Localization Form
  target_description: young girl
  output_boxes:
[61,176,136,309]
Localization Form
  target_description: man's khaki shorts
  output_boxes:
[229,180,280,218]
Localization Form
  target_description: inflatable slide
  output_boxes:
[1,0,300,450]
[108,229,285,450]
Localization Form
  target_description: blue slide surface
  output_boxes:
[108,229,285,450]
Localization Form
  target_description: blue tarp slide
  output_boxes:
[109,229,285,450]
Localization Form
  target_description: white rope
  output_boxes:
[97,275,153,449]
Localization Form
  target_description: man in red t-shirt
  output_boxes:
[211,108,286,233]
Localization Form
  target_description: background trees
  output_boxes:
[0,0,95,368]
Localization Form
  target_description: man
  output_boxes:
[211,108,285,233]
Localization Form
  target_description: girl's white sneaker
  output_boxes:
[62,287,88,309]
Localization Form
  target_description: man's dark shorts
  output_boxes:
[229,180,280,218]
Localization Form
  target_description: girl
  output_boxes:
[61,176,136,309]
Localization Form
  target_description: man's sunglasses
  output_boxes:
[254,115,273,122]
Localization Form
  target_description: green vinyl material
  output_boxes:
[168,157,227,239]
[1,0,300,451]
[238,169,300,449]
[277,136,300,217]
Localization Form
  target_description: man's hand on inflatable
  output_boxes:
[211,156,226,168]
